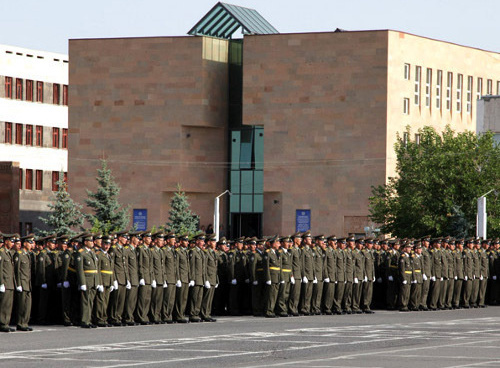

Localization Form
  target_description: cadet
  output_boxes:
[333,238,346,314]
[213,237,229,316]
[276,236,293,317]
[398,242,412,311]
[248,237,264,316]
[14,234,34,331]
[409,242,424,311]
[300,231,315,315]
[227,237,247,315]
[471,240,481,307]
[462,238,475,307]
[201,234,218,322]
[36,235,57,324]
[322,236,336,315]
[161,232,177,324]
[150,231,165,324]
[362,238,375,313]
[453,239,465,308]
[288,232,302,316]
[188,233,207,322]
[94,235,114,327]
[123,231,140,326]
[311,235,325,315]
[478,239,490,308]
[173,234,190,323]
[429,238,444,310]
[420,236,432,310]
[351,238,365,314]
[263,235,281,318]
[0,234,17,332]
[136,231,154,324]
[57,235,73,326]
[108,231,128,326]
[342,236,355,314]
[386,239,400,310]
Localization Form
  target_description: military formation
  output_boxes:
[0,230,499,332]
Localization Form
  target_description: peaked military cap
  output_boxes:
[302,231,312,238]
[102,235,113,243]
[291,232,302,239]
[21,233,36,242]
[81,233,94,242]
[217,236,227,245]
[57,235,70,243]
[280,235,291,242]
[195,232,206,240]
[178,233,189,241]
[165,231,176,239]
[4,233,21,242]
[206,234,217,242]
[337,237,346,243]
[142,230,153,238]
[327,235,337,242]
[153,231,165,239]
[93,233,103,240]
[346,236,355,242]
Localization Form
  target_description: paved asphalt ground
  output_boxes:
[1,307,500,368]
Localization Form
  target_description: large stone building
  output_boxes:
[0,44,68,234]
[68,3,500,237]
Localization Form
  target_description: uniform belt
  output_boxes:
[390,265,398,268]
[84,270,98,274]
[100,270,113,274]
[404,271,412,274]
[414,270,421,272]
[282,269,292,272]
[269,267,280,271]
[68,267,76,273]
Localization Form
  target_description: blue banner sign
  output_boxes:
[133,209,147,231]
[296,209,311,232]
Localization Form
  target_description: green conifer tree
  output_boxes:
[166,184,199,235]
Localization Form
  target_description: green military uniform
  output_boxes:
[409,246,423,311]
[351,242,365,313]
[322,239,336,314]
[333,239,346,314]
[188,235,207,322]
[478,243,489,307]
[150,233,165,324]
[201,243,218,322]
[108,233,128,326]
[299,235,315,315]
[248,246,265,316]
[288,234,302,316]
[76,234,100,328]
[0,234,17,332]
[14,241,33,331]
[429,241,443,310]
[420,240,432,310]
[36,238,57,324]
[386,244,400,310]
[58,237,73,326]
[311,240,325,315]
[173,236,190,323]
[343,244,354,313]
[452,243,465,308]
[136,240,154,324]
[263,240,281,318]
[124,240,139,325]
[94,244,114,327]
[276,239,293,317]
[471,247,481,307]
[398,246,412,311]
[213,238,229,315]
[161,233,178,323]
[227,240,247,315]
[362,243,375,312]
[462,241,474,307]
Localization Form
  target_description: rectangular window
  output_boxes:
[5,122,12,144]
[436,70,442,110]
[497,81,500,95]
[415,133,421,145]
[404,63,410,80]
[64,172,68,184]
[425,68,432,108]
[35,170,43,190]
[36,81,44,102]
[403,98,410,114]
[466,76,473,114]
[456,74,462,113]
[25,124,33,146]
[63,85,68,105]
[25,169,33,190]
[5,76,13,98]
[446,72,453,111]
[19,169,23,190]
[36,125,43,146]
[26,80,33,101]
[62,128,68,149]
[487,79,493,95]
[53,83,60,104]
[52,127,60,148]
[15,78,23,100]
[477,77,483,101]
[15,123,23,145]
[414,66,421,105]
[52,171,59,191]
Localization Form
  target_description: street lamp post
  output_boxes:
[214,190,231,241]
[477,189,497,239]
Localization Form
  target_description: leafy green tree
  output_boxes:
[85,159,130,234]
[166,184,199,235]
[38,173,84,236]
[369,126,500,238]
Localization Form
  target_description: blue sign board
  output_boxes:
[133,209,147,231]
[296,209,311,232]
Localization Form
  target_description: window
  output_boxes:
[497,81,500,95]
[5,122,12,143]
[425,68,432,108]
[404,63,410,80]
[25,169,33,190]
[456,74,462,113]
[403,132,409,146]
[487,79,493,95]
[414,66,421,105]
[26,125,33,146]
[62,128,68,149]
[19,169,23,190]
[64,172,68,184]
[53,83,60,104]
[477,77,483,101]
[436,70,442,110]
[15,124,23,145]
[446,72,453,111]
[415,133,421,145]
[16,78,23,100]
[26,80,33,101]
[24,223,32,236]
[36,125,43,146]
[35,170,43,190]
[5,76,13,98]
[403,98,410,114]
[52,127,60,148]
[63,85,68,105]
[51,171,59,191]
[36,81,43,102]
[466,76,473,114]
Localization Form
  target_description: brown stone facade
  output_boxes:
[0,162,20,233]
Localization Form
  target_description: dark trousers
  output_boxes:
[288,281,301,315]
[333,281,345,312]
[173,283,189,321]
[94,287,111,324]
[150,286,163,322]
[16,290,31,328]
[161,283,176,322]
[201,286,215,320]
[108,285,126,324]
[136,285,152,322]
[80,287,97,325]
[124,286,138,323]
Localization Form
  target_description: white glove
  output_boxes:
[204,280,211,289]
[189,280,195,287]
[388,276,393,282]
[252,280,258,286]
[422,274,428,281]
[377,277,382,283]
[215,283,218,288]
[16,286,22,292]
[354,278,359,284]
[151,280,157,288]
[266,280,272,285]
[113,280,118,290]
[364,276,368,282]
[280,280,285,284]
[63,281,70,288]
[465,276,468,281]
[139,278,145,286]
[493,276,497,280]
[57,283,62,288]
[302,277,308,284]
[231,279,237,285]
[324,278,330,283]
[41,283,48,289]
[313,277,318,284]
[373,277,376,282]
[110,286,115,292]
[290,276,295,285]
[402,280,407,285]
[454,276,458,280]
[97,285,104,293]
[163,281,168,288]
[80,284,87,291]
[0,284,4,293]
[126,281,131,289]
[480,275,484,281]
[411,280,417,284]
[431,276,436,282]
[245,279,250,284]
[440,277,443,281]
[176,280,182,288]
[335,281,338,284]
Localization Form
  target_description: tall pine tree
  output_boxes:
[166,184,199,235]
[38,173,84,236]
[85,159,130,234]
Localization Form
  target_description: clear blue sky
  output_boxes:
[1,0,499,55]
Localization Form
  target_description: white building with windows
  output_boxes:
[0,44,68,234]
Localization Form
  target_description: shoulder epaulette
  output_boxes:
[17,250,22,254]
[79,248,85,253]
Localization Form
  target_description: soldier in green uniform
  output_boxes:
[489,239,500,305]
[462,238,475,307]
[288,232,302,316]
[57,235,73,326]
[108,231,128,326]
[310,235,325,315]
[409,242,424,311]
[76,233,101,328]
[429,238,443,310]
[419,236,431,310]
[94,235,114,327]
[352,238,365,314]
[333,238,346,314]
[201,234,218,322]
[263,235,281,318]
[276,236,292,317]
[322,236,336,315]
[300,231,315,315]
[14,234,34,331]
[161,232,177,323]
[36,235,57,324]
[150,231,165,324]
[248,237,264,316]
[0,234,17,332]
[188,233,207,322]
[213,237,229,316]
[342,236,356,314]
[227,237,247,316]
[386,239,400,310]
[398,242,413,311]
[453,239,465,308]
[123,232,140,325]
[173,234,190,323]
[136,231,154,324]
[362,238,375,313]
[444,239,456,309]
[478,239,490,308]
[471,239,481,307]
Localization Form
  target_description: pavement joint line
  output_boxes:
[444,360,500,368]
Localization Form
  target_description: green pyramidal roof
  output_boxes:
[188,2,278,39]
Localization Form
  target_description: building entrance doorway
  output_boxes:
[230,213,262,238]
